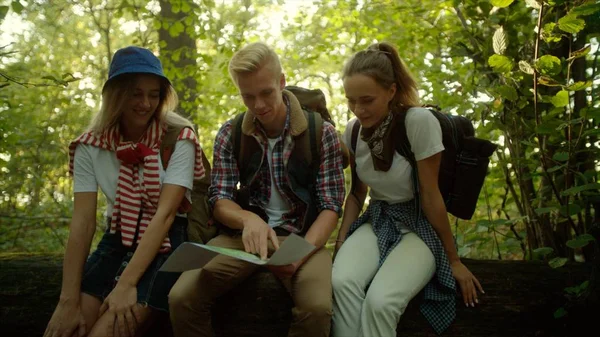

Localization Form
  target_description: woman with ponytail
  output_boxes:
[44,46,205,337]
[332,42,483,336]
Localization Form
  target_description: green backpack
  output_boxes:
[160,125,217,244]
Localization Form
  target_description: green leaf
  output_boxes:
[561,183,600,196]
[476,220,492,227]
[583,129,600,137]
[583,107,600,120]
[565,81,591,91]
[565,281,589,296]
[519,60,535,74]
[549,257,568,269]
[550,90,569,107]
[491,0,515,8]
[566,234,596,249]
[169,21,185,37]
[554,307,568,318]
[570,3,600,16]
[535,207,558,215]
[536,120,561,134]
[536,55,562,76]
[567,45,591,61]
[496,85,518,101]
[493,26,507,55]
[533,247,554,257]
[538,76,561,87]
[181,1,192,13]
[552,152,569,162]
[488,55,513,73]
[548,164,566,173]
[0,6,8,21]
[559,203,581,217]
[11,1,24,14]
[558,15,586,34]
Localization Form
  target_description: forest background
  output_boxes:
[1,0,599,270]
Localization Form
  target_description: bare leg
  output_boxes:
[86,304,154,337]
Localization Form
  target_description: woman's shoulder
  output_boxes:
[404,107,438,127]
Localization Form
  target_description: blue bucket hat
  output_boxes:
[103,46,170,90]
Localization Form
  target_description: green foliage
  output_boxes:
[1,0,598,263]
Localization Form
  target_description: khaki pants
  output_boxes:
[169,234,333,337]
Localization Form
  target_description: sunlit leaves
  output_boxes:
[565,81,592,91]
[535,55,562,76]
[567,45,591,61]
[519,60,534,74]
[168,21,185,37]
[491,0,515,8]
[525,0,541,9]
[537,76,561,87]
[557,15,585,34]
[570,2,600,16]
[489,54,513,73]
[493,26,507,55]
[550,90,569,107]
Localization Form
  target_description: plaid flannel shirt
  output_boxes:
[209,100,345,233]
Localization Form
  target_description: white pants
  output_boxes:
[332,223,436,337]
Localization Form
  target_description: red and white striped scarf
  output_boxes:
[68,119,205,252]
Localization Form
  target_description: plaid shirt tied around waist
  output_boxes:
[348,199,457,334]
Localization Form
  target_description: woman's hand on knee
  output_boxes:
[99,284,140,337]
[44,299,87,337]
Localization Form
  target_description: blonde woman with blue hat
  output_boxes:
[44,46,206,337]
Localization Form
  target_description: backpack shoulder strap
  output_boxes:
[297,110,323,170]
[350,119,360,154]
[230,112,245,166]
[394,110,417,167]
[160,125,185,170]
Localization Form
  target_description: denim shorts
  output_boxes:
[81,216,187,312]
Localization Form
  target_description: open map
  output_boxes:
[159,233,316,272]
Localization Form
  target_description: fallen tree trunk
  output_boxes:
[0,253,592,337]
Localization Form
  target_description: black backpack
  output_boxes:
[350,106,497,220]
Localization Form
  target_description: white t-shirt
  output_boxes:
[73,140,196,218]
[264,138,292,227]
[342,107,444,203]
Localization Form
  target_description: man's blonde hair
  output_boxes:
[228,42,282,84]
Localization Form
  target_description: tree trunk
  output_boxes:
[157,0,198,119]
[0,254,593,337]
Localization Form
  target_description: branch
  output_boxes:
[532,4,579,235]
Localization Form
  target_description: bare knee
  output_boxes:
[87,305,153,337]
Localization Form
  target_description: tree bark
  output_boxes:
[157,0,198,119]
[0,254,593,337]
